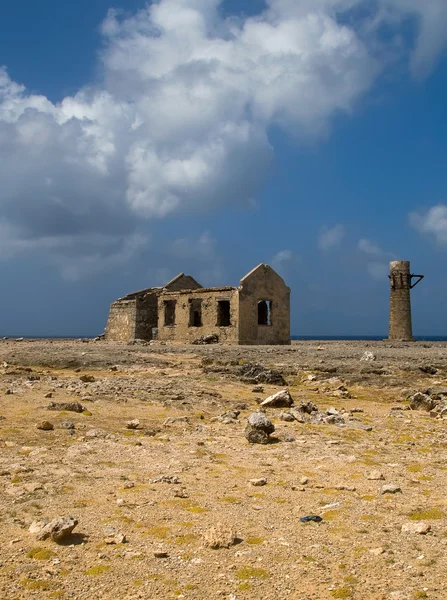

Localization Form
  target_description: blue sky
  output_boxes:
[1,0,447,337]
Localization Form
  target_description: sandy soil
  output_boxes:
[1,339,447,600]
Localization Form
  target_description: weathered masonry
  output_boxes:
[388,260,424,341]
[105,264,291,345]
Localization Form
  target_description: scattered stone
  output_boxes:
[361,351,376,362]
[174,488,189,498]
[365,471,385,481]
[48,402,85,413]
[245,412,275,445]
[279,412,295,422]
[419,365,437,375]
[401,522,431,535]
[203,522,238,549]
[126,419,140,430]
[59,421,75,430]
[31,515,78,543]
[150,475,181,484]
[249,478,267,487]
[260,389,293,408]
[36,421,54,431]
[105,533,127,544]
[212,410,240,424]
[369,547,385,556]
[79,374,95,383]
[154,551,169,558]
[239,363,287,386]
[300,477,309,485]
[380,484,401,495]
[5,389,13,395]
[144,427,160,437]
[409,392,437,412]
[337,423,372,432]
[251,386,264,393]
[192,334,219,345]
[44,392,53,399]
[163,416,190,426]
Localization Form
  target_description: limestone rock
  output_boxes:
[249,478,267,486]
[245,427,270,445]
[380,484,401,495]
[409,392,437,412]
[31,515,78,543]
[365,471,385,481]
[361,351,376,362]
[279,412,295,422]
[48,402,85,413]
[36,421,54,431]
[126,419,140,430]
[247,412,275,434]
[203,522,238,549]
[401,522,431,535]
[260,389,293,408]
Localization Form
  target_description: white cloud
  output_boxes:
[318,224,345,251]
[358,237,394,280]
[0,0,445,277]
[409,204,447,246]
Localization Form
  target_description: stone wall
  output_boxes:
[134,293,159,340]
[238,264,290,345]
[105,299,138,341]
[156,288,239,344]
[165,274,202,292]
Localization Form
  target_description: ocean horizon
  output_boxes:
[2,335,447,342]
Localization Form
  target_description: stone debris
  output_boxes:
[245,412,275,445]
[279,412,295,422]
[59,421,75,430]
[79,374,96,383]
[212,410,240,424]
[105,533,127,545]
[48,402,85,413]
[126,419,140,430]
[249,478,267,486]
[203,522,238,549]
[361,351,376,362]
[154,551,169,558]
[36,421,54,431]
[380,484,401,495]
[365,471,385,481]
[192,334,219,345]
[409,392,437,412]
[150,475,181,484]
[44,392,53,398]
[238,363,287,386]
[401,522,431,535]
[30,515,78,543]
[260,389,293,408]
[251,386,264,393]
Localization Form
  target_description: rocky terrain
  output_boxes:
[1,338,447,600]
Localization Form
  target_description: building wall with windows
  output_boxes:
[238,264,290,345]
[105,265,290,345]
[156,287,240,344]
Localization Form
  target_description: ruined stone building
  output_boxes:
[105,264,290,345]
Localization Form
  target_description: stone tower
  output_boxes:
[388,261,423,341]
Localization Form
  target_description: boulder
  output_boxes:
[260,389,293,408]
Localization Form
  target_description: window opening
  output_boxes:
[164,300,176,326]
[189,299,203,327]
[258,300,272,326]
[217,300,231,327]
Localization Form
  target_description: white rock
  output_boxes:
[401,522,431,535]
[260,390,293,408]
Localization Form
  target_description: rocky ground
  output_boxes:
[0,338,447,600]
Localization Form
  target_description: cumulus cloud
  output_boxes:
[318,225,345,251]
[409,204,447,246]
[0,0,445,277]
[358,237,394,280]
